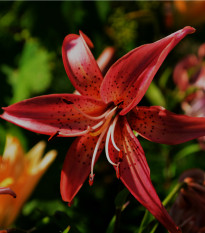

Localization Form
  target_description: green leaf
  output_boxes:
[145,82,166,107]
[158,67,172,89]
[63,226,71,233]
[95,1,111,22]
[106,215,116,233]
[106,189,129,233]
[2,38,53,104]
[0,125,6,155]
[174,144,201,161]
[114,188,129,209]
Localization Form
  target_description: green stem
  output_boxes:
[162,182,185,206]
[150,182,185,233]
[113,207,122,233]
[138,210,150,233]
[139,182,185,233]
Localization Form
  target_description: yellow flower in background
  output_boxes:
[0,135,57,228]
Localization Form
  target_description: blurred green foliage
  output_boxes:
[2,38,53,104]
[0,1,205,233]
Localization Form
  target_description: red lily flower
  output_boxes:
[173,43,205,91]
[2,26,205,233]
[173,43,205,149]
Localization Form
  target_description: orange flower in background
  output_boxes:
[173,43,205,91]
[0,135,57,228]
[164,1,205,29]
[174,1,205,26]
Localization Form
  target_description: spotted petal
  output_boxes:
[109,117,180,233]
[60,134,105,203]
[1,94,107,137]
[62,31,103,99]
[129,106,205,145]
[100,26,195,115]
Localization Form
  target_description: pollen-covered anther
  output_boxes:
[48,131,59,141]
[89,173,95,186]
[116,162,120,179]
[119,150,123,161]
[116,100,124,107]
[67,200,74,207]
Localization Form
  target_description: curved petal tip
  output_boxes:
[79,30,94,49]
[183,26,196,34]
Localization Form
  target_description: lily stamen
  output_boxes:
[116,162,120,179]
[89,174,95,186]
[48,131,60,141]
[119,150,123,160]
[59,128,90,137]
[110,115,120,152]
[89,106,117,137]
[89,119,106,132]
[90,126,108,183]
[62,98,111,121]
[110,116,123,161]
[105,121,118,167]
[105,106,118,119]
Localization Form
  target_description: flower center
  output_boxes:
[89,114,123,185]
[49,99,123,185]
[61,101,123,185]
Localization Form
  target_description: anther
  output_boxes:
[48,131,59,141]
[116,163,120,179]
[0,187,16,198]
[67,200,74,207]
[105,106,118,119]
[116,100,124,107]
[89,174,95,186]
[119,150,123,161]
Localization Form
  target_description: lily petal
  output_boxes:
[1,94,107,136]
[62,32,103,99]
[96,47,115,75]
[60,134,105,203]
[109,117,180,233]
[129,106,205,145]
[100,26,195,115]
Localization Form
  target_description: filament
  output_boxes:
[72,105,111,121]
[105,121,118,166]
[110,115,120,152]
[105,106,118,119]
[58,128,90,137]
[90,126,108,178]
[89,106,117,137]
[62,98,111,121]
